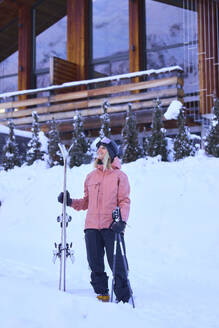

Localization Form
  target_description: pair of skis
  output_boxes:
[53,143,74,292]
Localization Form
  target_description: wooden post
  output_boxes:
[18,5,33,100]
[198,0,218,114]
[129,0,145,77]
[213,0,219,99]
[67,0,90,82]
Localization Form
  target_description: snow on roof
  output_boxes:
[0,124,31,138]
[0,66,183,100]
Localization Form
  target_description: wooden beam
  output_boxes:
[67,0,90,81]
[129,0,145,75]
[18,4,33,100]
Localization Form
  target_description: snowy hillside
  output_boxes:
[0,152,219,327]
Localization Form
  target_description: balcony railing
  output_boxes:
[0,66,184,130]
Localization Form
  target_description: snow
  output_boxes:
[0,151,219,327]
[0,124,31,139]
[0,66,183,99]
[164,100,183,120]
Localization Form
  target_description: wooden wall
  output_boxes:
[198,0,219,115]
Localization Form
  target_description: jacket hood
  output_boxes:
[111,156,121,169]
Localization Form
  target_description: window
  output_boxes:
[35,15,67,88]
[91,0,129,77]
[0,51,18,93]
[145,0,199,98]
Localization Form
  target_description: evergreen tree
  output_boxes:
[26,111,44,165]
[205,98,219,157]
[69,112,90,168]
[2,120,22,170]
[99,100,111,139]
[142,126,149,157]
[47,118,63,167]
[147,99,168,161]
[173,107,196,160]
[122,103,143,163]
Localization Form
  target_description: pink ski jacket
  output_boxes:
[71,157,130,230]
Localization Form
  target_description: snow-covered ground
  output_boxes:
[0,151,219,327]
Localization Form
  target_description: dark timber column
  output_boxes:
[18,5,33,98]
[198,0,219,114]
[67,0,89,82]
[129,0,146,77]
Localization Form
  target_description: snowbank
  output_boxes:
[0,152,219,327]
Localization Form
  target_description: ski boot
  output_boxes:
[97,293,110,302]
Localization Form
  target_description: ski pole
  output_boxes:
[110,232,118,303]
[117,233,135,308]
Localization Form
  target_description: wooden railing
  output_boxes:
[0,66,184,129]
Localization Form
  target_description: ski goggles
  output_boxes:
[96,137,111,149]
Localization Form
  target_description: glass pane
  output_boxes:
[0,51,18,75]
[92,0,129,76]
[0,75,18,94]
[36,73,50,89]
[93,63,110,77]
[111,60,129,75]
[92,0,129,59]
[36,16,67,70]
[0,52,18,94]
[145,0,199,95]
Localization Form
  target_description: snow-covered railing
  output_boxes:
[0,66,184,129]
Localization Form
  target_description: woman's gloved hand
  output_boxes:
[57,190,72,207]
[110,220,126,233]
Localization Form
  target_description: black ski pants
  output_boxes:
[84,228,130,302]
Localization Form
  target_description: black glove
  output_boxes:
[57,190,72,206]
[110,220,126,233]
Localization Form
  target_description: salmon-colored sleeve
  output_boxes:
[118,172,130,222]
[71,177,89,211]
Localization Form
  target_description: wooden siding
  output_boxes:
[50,56,78,86]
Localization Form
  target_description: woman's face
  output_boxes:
[97,145,108,160]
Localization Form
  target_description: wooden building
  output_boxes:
[0,0,218,139]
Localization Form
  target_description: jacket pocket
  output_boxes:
[87,182,100,210]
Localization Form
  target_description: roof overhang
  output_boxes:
[0,0,66,62]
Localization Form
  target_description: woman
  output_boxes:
[58,137,131,303]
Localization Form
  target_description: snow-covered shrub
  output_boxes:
[69,112,91,168]
[99,101,111,139]
[173,107,196,160]
[2,120,22,171]
[205,98,219,157]
[146,99,168,161]
[26,112,45,165]
[47,118,63,167]
[122,103,143,163]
